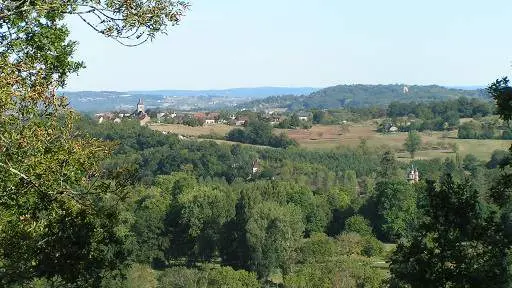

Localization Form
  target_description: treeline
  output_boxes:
[387,97,493,119]
[375,97,494,132]
[458,119,512,139]
[226,120,298,148]
[241,97,494,130]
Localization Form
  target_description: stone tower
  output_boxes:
[137,98,144,113]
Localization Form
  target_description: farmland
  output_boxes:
[149,122,512,161]
[149,123,234,137]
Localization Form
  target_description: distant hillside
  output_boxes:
[240,84,489,111]
[61,87,319,112]
[127,87,319,97]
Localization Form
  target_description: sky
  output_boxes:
[65,0,512,91]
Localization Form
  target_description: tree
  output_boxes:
[370,180,417,242]
[124,264,158,288]
[390,175,510,287]
[246,202,305,279]
[487,149,510,169]
[343,170,358,197]
[0,0,190,285]
[378,149,401,180]
[344,215,373,237]
[284,256,386,288]
[488,77,512,122]
[404,130,422,158]
[298,233,336,264]
[462,153,480,175]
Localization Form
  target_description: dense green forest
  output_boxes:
[2,1,512,287]
[242,84,489,110]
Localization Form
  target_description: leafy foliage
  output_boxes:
[488,77,512,122]
[404,130,422,158]
[390,176,510,287]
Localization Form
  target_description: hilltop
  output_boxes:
[241,84,489,111]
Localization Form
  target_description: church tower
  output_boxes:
[137,98,145,113]
[407,165,419,183]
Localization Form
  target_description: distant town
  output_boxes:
[94,98,313,128]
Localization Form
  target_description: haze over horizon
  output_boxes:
[65,0,512,91]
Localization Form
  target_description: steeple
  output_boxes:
[137,98,144,113]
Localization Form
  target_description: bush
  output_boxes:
[361,236,384,257]
[158,267,205,288]
[299,233,337,264]
[157,266,259,288]
[125,264,157,288]
[344,215,373,237]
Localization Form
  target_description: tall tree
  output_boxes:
[378,149,401,180]
[404,130,422,159]
[246,202,304,279]
[488,77,512,122]
[370,180,417,242]
[0,0,189,285]
[390,176,509,287]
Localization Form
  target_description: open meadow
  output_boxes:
[149,122,511,161]
[280,122,511,161]
[149,123,234,137]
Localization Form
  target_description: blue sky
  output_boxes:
[65,0,512,91]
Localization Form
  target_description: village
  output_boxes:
[93,98,313,128]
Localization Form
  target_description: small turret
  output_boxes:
[407,165,419,183]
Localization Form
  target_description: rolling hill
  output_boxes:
[241,84,489,111]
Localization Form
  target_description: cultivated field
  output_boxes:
[280,122,511,161]
[149,122,511,161]
[149,123,233,137]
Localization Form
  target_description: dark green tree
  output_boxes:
[344,215,373,237]
[390,175,510,287]
[488,77,512,122]
[378,149,401,180]
[404,130,422,159]
[246,202,304,279]
[370,180,417,242]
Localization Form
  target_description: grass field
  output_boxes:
[280,122,511,161]
[149,122,511,161]
[149,123,233,137]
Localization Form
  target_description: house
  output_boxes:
[235,116,249,126]
[208,112,220,119]
[297,111,313,121]
[193,112,206,121]
[156,112,166,123]
[139,114,150,126]
[96,112,115,124]
[270,115,285,126]
[204,118,216,125]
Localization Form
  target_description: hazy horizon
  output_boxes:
[65,0,512,91]
[62,84,486,93]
